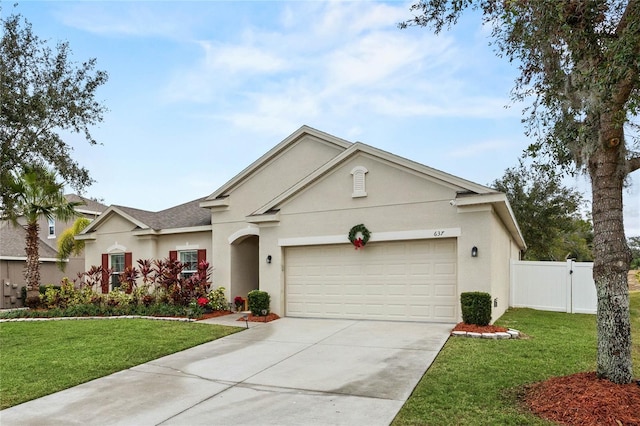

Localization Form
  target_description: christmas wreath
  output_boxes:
[348,224,370,250]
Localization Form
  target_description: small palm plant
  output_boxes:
[57,216,91,270]
[4,165,82,303]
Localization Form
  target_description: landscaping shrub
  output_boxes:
[1,257,217,320]
[247,290,270,316]
[207,287,228,311]
[460,292,492,326]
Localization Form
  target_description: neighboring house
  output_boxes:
[35,194,106,252]
[79,126,526,323]
[0,194,107,309]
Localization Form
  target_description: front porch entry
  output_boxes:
[230,234,259,303]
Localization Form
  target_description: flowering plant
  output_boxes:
[234,296,245,311]
[197,297,209,307]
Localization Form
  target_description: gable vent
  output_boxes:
[351,166,368,198]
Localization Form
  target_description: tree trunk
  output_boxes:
[24,222,41,300]
[589,141,633,384]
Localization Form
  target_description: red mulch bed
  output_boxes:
[197,310,233,320]
[452,322,508,333]
[523,372,640,425]
[236,313,280,323]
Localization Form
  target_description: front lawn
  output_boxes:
[393,291,640,425]
[0,319,242,409]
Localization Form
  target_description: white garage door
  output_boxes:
[285,238,457,322]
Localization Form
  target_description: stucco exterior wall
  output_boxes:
[488,210,519,321]
[211,149,521,321]
[212,136,345,224]
[0,258,85,308]
[83,215,212,287]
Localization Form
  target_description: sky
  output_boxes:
[8,0,640,236]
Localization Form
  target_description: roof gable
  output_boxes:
[202,125,351,204]
[252,142,496,216]
[81,197,211,234]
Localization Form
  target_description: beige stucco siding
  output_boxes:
[279,155,459,217]
[213,135,346,224]
[233,149,519,322]
[489,209,522,321]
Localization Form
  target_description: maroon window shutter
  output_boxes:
[124,252,133,294]
[197,249,206,264]
[169,250,177,261]
[101,254,109,294]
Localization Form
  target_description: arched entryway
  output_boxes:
[230,234,259,303]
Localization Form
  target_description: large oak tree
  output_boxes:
[492,161,593,261]
[401,0,639,384]
[0,11,108,215]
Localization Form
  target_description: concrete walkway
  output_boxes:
[0,316,453,426]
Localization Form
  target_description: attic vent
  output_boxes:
[351,166,368,198]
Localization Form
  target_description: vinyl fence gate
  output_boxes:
[510,259,597,314]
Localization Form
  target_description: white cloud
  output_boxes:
[159,0,518,136]
[56,3,190,38]
[199,41,288,74]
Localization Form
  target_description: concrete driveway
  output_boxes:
[0,316,452,426]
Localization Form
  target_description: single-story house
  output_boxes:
[79,126,525,322]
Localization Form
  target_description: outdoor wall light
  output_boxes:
[471,246,478,257]
[242,314,249,329]
[266,255,272,264]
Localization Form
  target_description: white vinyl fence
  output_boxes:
[510,259,597,314]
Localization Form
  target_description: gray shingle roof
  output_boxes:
[64,194,108,214]
[0,221,60,258]
[113,197,211,231]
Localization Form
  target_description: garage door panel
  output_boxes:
[285,239,457,322]
[435,284,456,297]
[434,261,456,275]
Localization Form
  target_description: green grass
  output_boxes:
[393,291,640,425]
[0,319,242,409]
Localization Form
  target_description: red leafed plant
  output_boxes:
[234,296,245,311]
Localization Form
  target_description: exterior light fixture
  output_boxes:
[471,246,478,257]
[242,314,249,329]
[266,255,272,264]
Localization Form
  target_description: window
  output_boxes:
[111,253,125,289]
[48,218,55,237]
[180,250,198,279]
[351,166,368,198]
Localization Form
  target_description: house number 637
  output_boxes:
[433,230,445,237]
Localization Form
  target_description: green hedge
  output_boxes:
[247,290,270,316]
[460,292,492,326]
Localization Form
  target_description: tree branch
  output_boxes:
[611,1,640,109]
[615,0,639,37]
[627,155,640,173]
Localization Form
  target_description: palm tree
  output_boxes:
[57,216,91,271]
[4,165,81,302]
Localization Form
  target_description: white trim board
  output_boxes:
[278,228,461,247]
